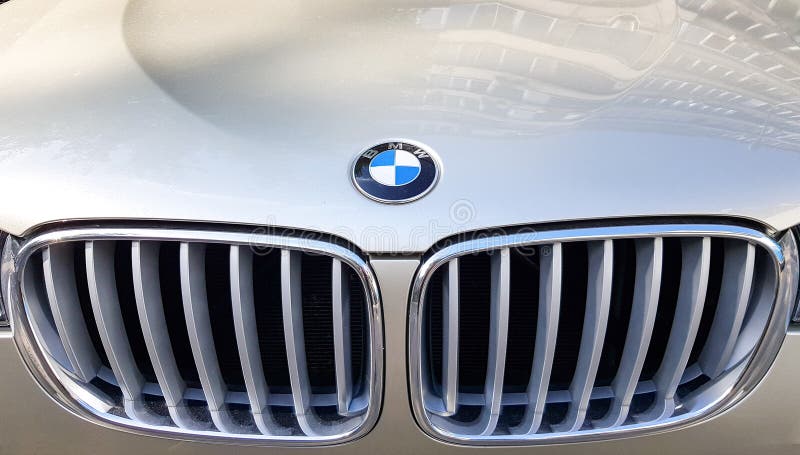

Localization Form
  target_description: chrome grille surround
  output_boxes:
[409,223,798,445]
[5,227,383,446]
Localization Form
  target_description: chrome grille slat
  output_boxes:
[512,242,562,435]
[42,244,101,382]
[441,258,459,416]
[332,258,353,416]
[698,241,756,378]
[280,250,315,434]
[132,241,202,430]
[553,240,613,433]
[433,250,512,436]
[410,224,793,445]
[596,237,663,428]
[180,242,242,433]
[229,245,287,436]
[478,248,511,436]
[86,241,164,425]
[637,237,711,423]
[281,250,361,437]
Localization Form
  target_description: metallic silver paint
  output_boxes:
[2,0,800,250]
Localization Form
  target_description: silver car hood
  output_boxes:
[2,0,800,252]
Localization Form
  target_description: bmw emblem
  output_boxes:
[352,140,441,204]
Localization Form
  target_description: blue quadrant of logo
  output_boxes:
[369,150,396,167]
[394,166,420,185]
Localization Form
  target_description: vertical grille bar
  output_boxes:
[229,245,287,435]
[554,240,613,432]
[86,241,162,424]
[132,241,201,430]
[42,244,101,381]
[441,258,459,416]
[595,237,663,428]
[179,242,240,433]
[479,248,511,436]
[638,237,711,422]
[698,242,756,379]
[282,250,362,437]
[281,250,314,434]
[332,258,353,416]
[513,243,562,435]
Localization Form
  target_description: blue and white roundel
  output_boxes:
[352,141,440,204]
[368,150,421,186]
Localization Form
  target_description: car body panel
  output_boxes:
[3,1,800,453]
[2,0,800,252]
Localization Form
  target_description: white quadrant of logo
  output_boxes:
[368,150,422,186]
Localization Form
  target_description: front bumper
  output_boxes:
[0,257,798,455]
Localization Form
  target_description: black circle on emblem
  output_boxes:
[352,140,441,204]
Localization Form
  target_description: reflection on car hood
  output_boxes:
[1,0,800,251]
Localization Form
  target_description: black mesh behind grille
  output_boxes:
[550,242,588,390]
[457,254,491,393]
[205,244,245,391]
[348,269,367,396]
[426,269,444,391]
[252,250,291,394]
[503,248,539,390]
[301,254,336,393]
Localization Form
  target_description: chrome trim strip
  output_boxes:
[0,232,9,326]
[441,258,459,416]
[408,223,797,445]
[332,258,354,416]
[7,227,384,447]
